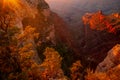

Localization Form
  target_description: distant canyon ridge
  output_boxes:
[46,0,120,26]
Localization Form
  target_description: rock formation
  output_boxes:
[0,0,79,59]
[78,11,120,67]
[83,11,120,34]
[21,0,79,55]
[96,44,120,72]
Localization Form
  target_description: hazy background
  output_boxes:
[46,0,120,13]
[46,0,120,26]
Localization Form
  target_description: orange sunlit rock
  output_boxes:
[83,11,120,34]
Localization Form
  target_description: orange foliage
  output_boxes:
[70,60,82,80]
[0,25,66,80]
[40,47,65,80]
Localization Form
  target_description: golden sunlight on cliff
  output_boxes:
[2,0,37,18]
[3,0,19,8]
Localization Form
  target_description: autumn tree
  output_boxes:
[8,26,42,80]
[0,21,66,80]
[0,1,66,80]
[70,60,83,80]
[40,47,66,80]
[0,24,42,80]
[0,9,20,79]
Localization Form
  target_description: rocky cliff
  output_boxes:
[79,11,120,66]
[96,44,120,72]
[22,0,80,55]
[83,11,120,34]
[0,0,79,58]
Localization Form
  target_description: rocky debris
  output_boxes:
[96,44,120,72]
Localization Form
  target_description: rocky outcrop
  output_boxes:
[96,44,120,72]
[76,11,120,67]
[83,11,120,34]
[71,11,120,69]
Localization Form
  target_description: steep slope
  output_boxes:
[0,0,78,79]
[86,44,120,80]
[0,0,79,56]
[21,0,80,55]
[51,12,80,54]
[3,0,73,47]
[96,44,120,72]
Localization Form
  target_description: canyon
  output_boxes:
[46,0,120,63]
[0,0,120,79]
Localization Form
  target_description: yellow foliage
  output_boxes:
[40,47,64,79]
[17,26,39,41]
[70,60,82,80]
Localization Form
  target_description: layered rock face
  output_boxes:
[96,44,120,72]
